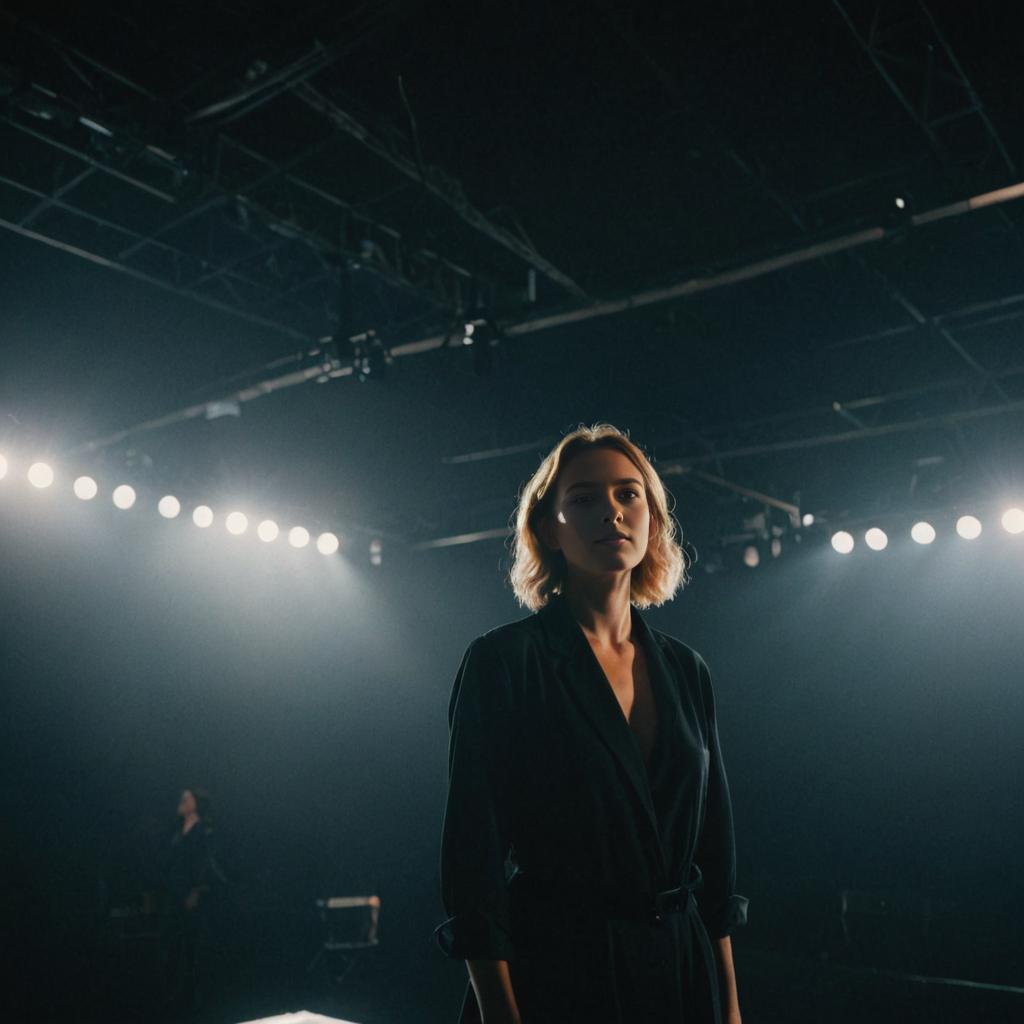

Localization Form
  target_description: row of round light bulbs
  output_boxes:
[829,510,1024,554]
[3,457,341,555]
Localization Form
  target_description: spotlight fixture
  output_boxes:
[73,476,98,500]
[1002,507,1024,535]
[112,484,137,510]
[288,526,310,549]
[369,538,383,566]
[831,530,854,554]
[226,511,248,536]
[956,515,982,540]
[193,505,214,528]
[911,522,936,545]
[801,512,815,527]
[28,462,54,488]
[316,532,340,555]
[864,527,888,551]
[257,519,279,543]
[158,495,181,519]
[351,331,392,383]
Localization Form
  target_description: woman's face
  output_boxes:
[177,789,197,818]
[540,447,654,579]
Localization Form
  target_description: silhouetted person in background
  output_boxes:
[163,786,225,1019]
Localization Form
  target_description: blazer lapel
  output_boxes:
[538,595,663,855]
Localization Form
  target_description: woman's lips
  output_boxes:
[596,536,629,545]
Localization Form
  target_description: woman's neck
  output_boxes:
[562,573,633,648]
[181,813,200,835]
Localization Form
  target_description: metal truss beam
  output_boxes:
[71,177,1024,456]
[0,213,310,342]
[0,56,498,316]
[832,0,1016,176]
[292,82,589,301]
[728,149,1009,404]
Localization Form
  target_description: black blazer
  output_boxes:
[436,592,748,1024]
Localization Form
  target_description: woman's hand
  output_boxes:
[467,960,522,1024]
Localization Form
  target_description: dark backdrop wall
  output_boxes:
[3,481,1021,1021]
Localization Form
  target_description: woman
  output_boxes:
[436,424,747,1024]
[164,786,224,1014]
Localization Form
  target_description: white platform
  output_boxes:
[236,1013,363,1024]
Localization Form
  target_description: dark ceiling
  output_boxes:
[1,0,1022,561]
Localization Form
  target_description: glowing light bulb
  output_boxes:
[1001,507,1024,535]
[28,462,54,488]
[316,532,339,555]
[112,484,136,510]
[831,531,854,554]
[193,505,214,528]
[956,515,981,540]
[288,526,310,549]
[225,511,248,536]
[911,522,935,545]
[864,527,888,551]
[158,495,181,519]
[257,520,279,543]
[73,476,98,500]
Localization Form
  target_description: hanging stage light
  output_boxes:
[225,511,248,536]
[864,527,888,551]
[158,495,181,519]
[112,484,137,510]
[831,531,854,554]
[316,532,339,555]
[956,515,982,540]
[73,476,98,500]
[1001,507,1024,535]
[193,505,214,528]
[369,538,383,566]
[288,526,310,548]
[28,462,54,488]
[257,519,279,542]
[911,522,936,545]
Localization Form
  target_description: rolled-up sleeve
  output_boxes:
[694,653,749,939]
[435,636,516,961]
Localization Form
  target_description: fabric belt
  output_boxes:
[509,863,704,926]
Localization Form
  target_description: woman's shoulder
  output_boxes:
[647,627,714,692]
[470,608,544,656]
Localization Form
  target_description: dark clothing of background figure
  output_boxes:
[435,593,748,1024]
[163,822,224,1015]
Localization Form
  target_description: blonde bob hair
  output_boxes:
[509,423,690,611]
